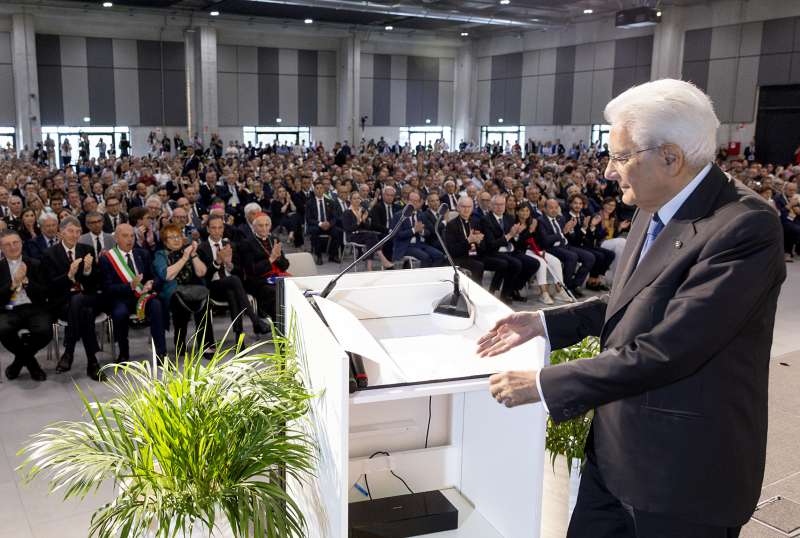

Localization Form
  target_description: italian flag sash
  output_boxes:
[104,246,156,319]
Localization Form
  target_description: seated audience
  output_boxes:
[341,191,394,270]
[79,211,116,258]
[390,191,445,268]
[196,214,269,338]
[100,223,166,361]
[512,204,566,304]
[153,225,215,356]
[598,197,628,282]
[305,181,341,265]
[44,216,103,380]
[0,230,51,381]
[241,213,290,320]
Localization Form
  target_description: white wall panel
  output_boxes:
[520,76,538,125]
[522,50,540,77]
[238,73,258,125]
[278,48,298,75]
[389,79,406,126]
[437,81,454,125]
[535,74,555,124]
[60,35,87,67]
[317,76,337,126]
[278,74,298,125]
[114,68,139,125]
[62,66,90,125]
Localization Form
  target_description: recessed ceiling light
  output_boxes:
[425,118,431,124]
[102,1,113,7]
[500,0,510,4]
[304,18,313,24]
[498,118,504,123]
[210,10,220,16]
[83,116,91,122]
[656,10,662,16]
[276,118,282,123]
[384,25,393,31]
[531,18,540,22]
[460,32,469,36]
[583,9,593,14]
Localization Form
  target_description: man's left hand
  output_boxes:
[489,370,541,408]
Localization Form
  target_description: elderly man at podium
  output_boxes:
[477,79,786,537]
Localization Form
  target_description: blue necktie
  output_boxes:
[638,214,665,264]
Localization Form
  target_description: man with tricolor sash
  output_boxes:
[99,224,167,362]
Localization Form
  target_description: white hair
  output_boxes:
[604,78,719,167]
[244,202,261,217]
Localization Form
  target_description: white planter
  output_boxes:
[540,453,582,538]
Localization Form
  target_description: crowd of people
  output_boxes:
[0,131,797,384]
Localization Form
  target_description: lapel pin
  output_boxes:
[674,240,682,249]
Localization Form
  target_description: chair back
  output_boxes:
[285,252,318,277]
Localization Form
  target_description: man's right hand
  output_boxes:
[476,311,546,357]
[68,257,83,279]
[131,273,143,290]
[13,262,27,285]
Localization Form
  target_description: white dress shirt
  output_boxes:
[535,162,712,414]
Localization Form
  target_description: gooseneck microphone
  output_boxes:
[319,203,414,299]
[432,205,473,323]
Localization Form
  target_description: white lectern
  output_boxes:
[282,267,547,538]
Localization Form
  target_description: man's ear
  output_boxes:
[661,144,683,173]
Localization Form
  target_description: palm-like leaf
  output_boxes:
[17,323,315,538]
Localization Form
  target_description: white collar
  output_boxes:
[61,242,74,253]
[655,162,712,226]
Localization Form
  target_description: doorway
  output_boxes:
[480,125,525,151]
[42,126,130,168]
[243,126,311,149]
[755,85,800,166]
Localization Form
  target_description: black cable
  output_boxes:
[363,474,372,500]
[366,451,414,496]
[425,396,432,449]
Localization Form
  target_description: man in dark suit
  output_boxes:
[197,214,269,339]
[390,191,444,267]
[24,212,60,260]
[369,185,401,262]
[102,196,128,233]
[100,223,166,361]
[241,213,289,320]
[305,181,341,265]
[478,80,787,537]
[0,230,51,381]
[538,198,593,297]
[420,193,445,252]
[444,195,487,283]
[44,217,103,380]
[480,194,538,303]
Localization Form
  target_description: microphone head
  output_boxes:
[401,204,414,218]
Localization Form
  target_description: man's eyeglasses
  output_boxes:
[608,146,661,166]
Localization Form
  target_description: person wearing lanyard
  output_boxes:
[444,195,487,284]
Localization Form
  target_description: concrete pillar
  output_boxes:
[197,26,218,138]
[11,13,41,151]
[453,44,475,148]
[184,29,196,138]
[337,33,360,145]
[651,7,686,80]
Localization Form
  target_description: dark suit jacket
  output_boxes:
[445,216,487,259]
[0,256,48,307]
[538,165,786,526]
[304,197,337,235]
[419,208,445,250]
[480,213,514,255]
[43,243,99,309]
[99,248,156,303]
[241,235,289,284]
[538,215,568,249]
[369,202,401,236]
[103,212,128,234]
[196,239,245,286]
[24,235,58,260]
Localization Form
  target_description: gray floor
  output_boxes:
[0,261,798,537]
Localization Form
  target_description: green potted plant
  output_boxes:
[540,336,598,538]
[17,326,315,538]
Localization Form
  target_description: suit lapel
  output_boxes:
[604,165,729,324]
